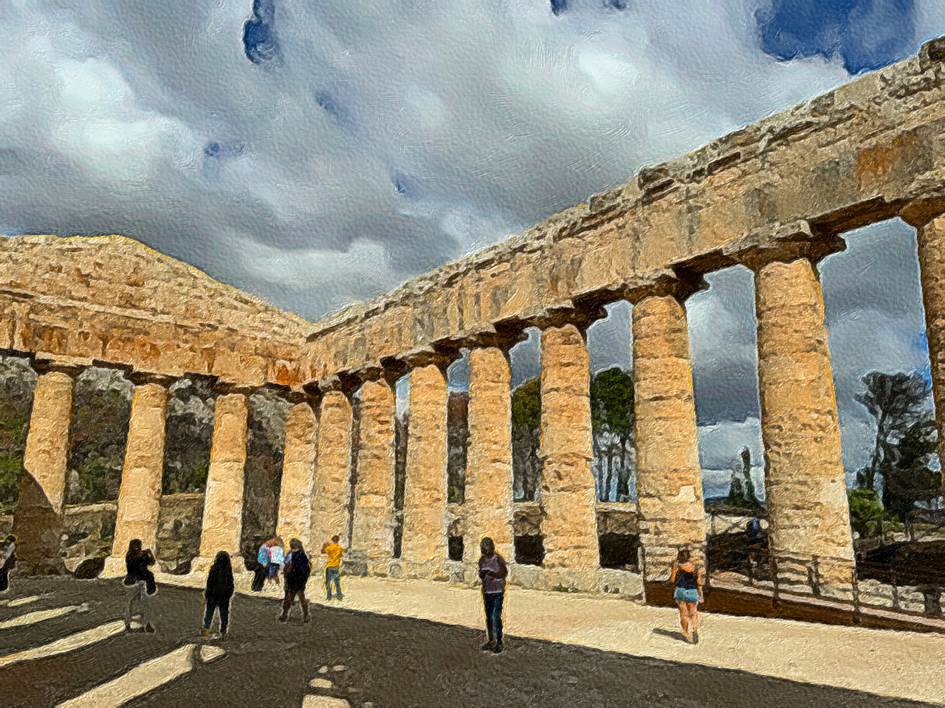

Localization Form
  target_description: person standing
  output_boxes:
[478,536,508,654]
[252,538,271,592]
[279,538,311,623]
[268,537,285,587]
[123,539,157,633]
[0,534,16,593]
[670,548,704,644]
[321,535,344,601]
[202,551,235,639]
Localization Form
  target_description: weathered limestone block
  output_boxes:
[194,391,249,572]
[102,375,170,578]
[464,347,514,565]
[350,379,397,574]
[632,294,705,580]
[754,255,854,588]
[12,363,77,575]
[909,212,945,497]
[400,363,449,577]
[539,324,599,588]
[276,400,318,547]
[311,390,353,556]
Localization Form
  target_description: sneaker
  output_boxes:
[303,615,311,624]
[144,623,155,634]
[337,594,344,601]
[692,631,700,645]
[480,641,495,651]
[278,614,288,623]
[492,643,503,654]
[124,622,133,633]
[220,630,227,640]
[200,627,212,638]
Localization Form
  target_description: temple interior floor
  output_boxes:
[0,574,940,707]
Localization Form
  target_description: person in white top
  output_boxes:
[267,537,285,586]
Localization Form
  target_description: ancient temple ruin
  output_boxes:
[4,38,945,601]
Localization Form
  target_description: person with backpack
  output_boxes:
[252,537,271,592]
[279,538,311,623]
[123,538,157,633]
[202,551,235,639]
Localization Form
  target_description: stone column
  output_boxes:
[400,358,450,578]
[275,396,318,547]
[902,207,945,499]
[350,376,397,575]
[751,241,854,592]
[12,360,80,575]
[631,286,706,581]
[102,373,171,578]
[539,321,599,591]
[464,345,515,568]
[310,385,354,563]
[193,387,249,573]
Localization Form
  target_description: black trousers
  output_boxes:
[204,597,231,632]
[483,592,504,644]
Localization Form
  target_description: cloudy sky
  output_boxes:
[2,1,944,486]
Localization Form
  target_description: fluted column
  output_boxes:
[310,385,354,562]
[632,286,706,581]
[193,387,249,573]
[751,238,854,591]
[464,345,515,567]
[540,321,599,591]
[350,376,397,575]
[102,373,171,577]
[400,359,450,578]
[275,396,318,547]
[12,360,80,575]
[902,206,945,499]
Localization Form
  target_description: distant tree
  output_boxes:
[590,368,634,502]
[726,447,759,509]
[848,487,884,539]
[856,371,931,492]
[883,417,940,520]
[512,378,541,501]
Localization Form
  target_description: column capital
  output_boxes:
[31,355,88,377]
[128,370,176,387]
[532,304,607,334]
[623,269,706,305]
[731,221,846,271]
[210,379,255,396]
[397,346,459,374]
[900,190,945,228]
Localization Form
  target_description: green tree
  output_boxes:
[512,378,541,501]
[883,417,940,520]
[848,487,884,539]
[590,367,634,502]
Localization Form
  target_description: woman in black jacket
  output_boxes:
[202,551,235,639]
[124,538,156,633]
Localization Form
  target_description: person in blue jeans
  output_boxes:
[477,536,508,654]
[670,548,704,644]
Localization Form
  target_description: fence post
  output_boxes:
[891,568,900,610]
[637,545,648,605]
[770,554,780,609]
[852,566,862,625]
[810,556,821,597]
[747,554,755,587]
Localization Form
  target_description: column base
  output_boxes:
[189,554,246,575]
[100,555,129,579]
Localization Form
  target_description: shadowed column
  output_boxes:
[311,386,353,563]
[400,360,450,578]
[102,373,171,577]
[902,206,945,499]
[632,286,706,581]
[275,396,318,548]
[350,377,397,575]
[540,321,599,591]
[751,239,854,593]
[13,360,80,575]
[464,345,515,568]
[193,388,249,573]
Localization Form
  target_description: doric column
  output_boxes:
[631,281,706,581]
[902,204,945,499]
[275,395,318,547]
[193,386,249,573]
[310,383,354,562]
[12,359,81,575]
[400,356,451,578]
[464,344,515,567]
[350,375,397,575]
[748,234,854,591]
[102,372,172,578]
[539,318,599,591]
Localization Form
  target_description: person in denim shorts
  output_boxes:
[670,548,704,644]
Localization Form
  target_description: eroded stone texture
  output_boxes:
[102,377,169,577]
[913,213,945,498]
[350,379,397,574]
[632,295,705,580]
[13,365,76,575]
[276,401,318,547]
[754,256,854,589]
[539,324,599,589]
[464,347,514,566]
[194,392,249,571]
[311,390,353,556]
[400,363,449,578]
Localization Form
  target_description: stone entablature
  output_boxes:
[305,38,945,382]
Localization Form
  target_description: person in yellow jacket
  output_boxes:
[321,535,345,600]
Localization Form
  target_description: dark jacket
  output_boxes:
[205,562,235,601]
[283,550,311,592]
[124,550,157,594]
